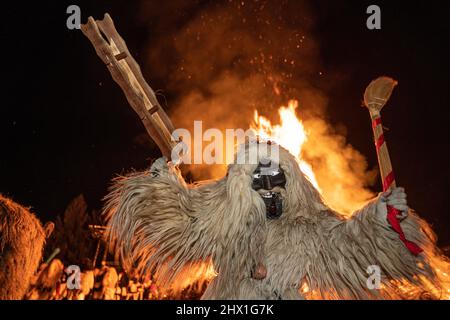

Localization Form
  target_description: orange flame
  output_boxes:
[252,100,321,191]
[161,99,450,300]
[252,99,450,300]
[251,99,377,216]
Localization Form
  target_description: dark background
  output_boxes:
[1,1,449,245]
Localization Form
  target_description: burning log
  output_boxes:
[101,266,118,300]
[77,270,95,300]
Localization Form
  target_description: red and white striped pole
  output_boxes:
[364,77,422,255]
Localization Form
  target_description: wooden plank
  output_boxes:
[81,14,176,159]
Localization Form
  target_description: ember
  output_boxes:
[1,1,449,303]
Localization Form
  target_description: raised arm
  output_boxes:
[103,158,217,287]
[317,187,439,298]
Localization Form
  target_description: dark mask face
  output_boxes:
[252,161,286,219]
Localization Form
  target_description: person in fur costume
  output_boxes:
[104,141,448,300]
[0,195,54,300]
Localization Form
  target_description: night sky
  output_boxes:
[1,1,449,245]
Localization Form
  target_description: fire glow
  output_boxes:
[251,100,450,300]
[250,98,377,217]
[252,99,321,191]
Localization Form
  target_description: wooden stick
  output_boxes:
[370,113,396,189]
[80,13,176,159]
[363,76,423,255]
[363,76,398,190]
[45,248,61,265]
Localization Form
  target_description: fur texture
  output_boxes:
[0,195,47,300]
[104,143,447,299]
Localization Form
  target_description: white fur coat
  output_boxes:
[104,143,447,299]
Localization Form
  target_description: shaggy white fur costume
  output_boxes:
[0,196,51,300]
[104,143,445,299]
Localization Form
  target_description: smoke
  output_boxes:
[302,116,377,215]
[137,0,377,213]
